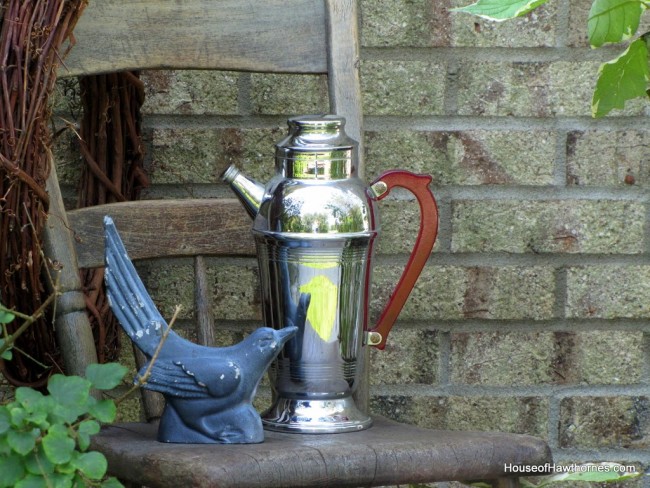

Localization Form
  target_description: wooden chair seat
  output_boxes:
[92,416,551,488]
[44,1,554,486]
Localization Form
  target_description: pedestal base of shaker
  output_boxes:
[261,397,373,434]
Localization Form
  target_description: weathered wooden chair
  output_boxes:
[43,1,552,486]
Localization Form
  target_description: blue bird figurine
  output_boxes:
[103,216,302,444]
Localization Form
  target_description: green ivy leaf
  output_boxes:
[10,406,27,428]
[450,0,548,21]
[592,37,650,117]
[47,375,92,423]
[15,388,48,425]
[588,0,646,47]
[15,388,44,408]
[0,407,10,435]
[77,419,100,451]
[7,428,38,455]
[42,424,75,465]
[47,472,75,488]
[87,398,117,423]
[24,447,55,476]
[0,309,15,324]
[0,339,12,361]
[72,451,108,480]
[85,363,128,390]
[15,474,47,488]
[0,452,25,487]
[101,478,125,488]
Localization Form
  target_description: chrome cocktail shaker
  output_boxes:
[222,115,438,433]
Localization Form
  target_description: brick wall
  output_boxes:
[53,0,649,482]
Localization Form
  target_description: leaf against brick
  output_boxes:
[592,37,650,117]
[588,0,646,47]
[450,0,549,21]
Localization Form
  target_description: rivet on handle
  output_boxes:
[366,331,383,346]
[369,181,388,198]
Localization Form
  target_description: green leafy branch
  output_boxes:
[452,0,650,117]
[0,362,128,487]
[0,300,181,488]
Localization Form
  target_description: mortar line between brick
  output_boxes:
[547,396,561,450]
[552,449,650,463]
[380,252,650,267]
[645,199,650,255]
[444,58,459,116]
[142,182,649,203]
[422,320,650,333]
[553,129,568,187]
[436,191,453,252]
[642,333,650,386]
[555,0,571,48]
[143,114,650,131]
[237,73,253,115]
[554,267,568,321]
[373,384,650,398]
[438,331,452,387]
[364,116,650,132]
[430,185,648,202]
[217,319,650,333]
[139,249,650,269]
[360,46,619,63]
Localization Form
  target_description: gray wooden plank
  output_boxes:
[61,0,328,77]
[67,199,255,269]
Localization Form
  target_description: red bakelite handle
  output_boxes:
[369,170,438,350]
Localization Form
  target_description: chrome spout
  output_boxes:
[221,165,265,219]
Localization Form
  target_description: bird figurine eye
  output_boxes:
[258,336,277,348]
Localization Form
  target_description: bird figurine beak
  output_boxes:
[276,326,299,345]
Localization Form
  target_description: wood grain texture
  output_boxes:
[92,416,553,488]
[60,0,328,77]
[67,199,255,269]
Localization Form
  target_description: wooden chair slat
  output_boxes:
[61,0,327,77]
[194,256,216,347]
[67,199,255,269]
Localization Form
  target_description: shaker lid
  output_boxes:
[275,115,358,179]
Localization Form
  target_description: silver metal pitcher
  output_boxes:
[222,115,438,433]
